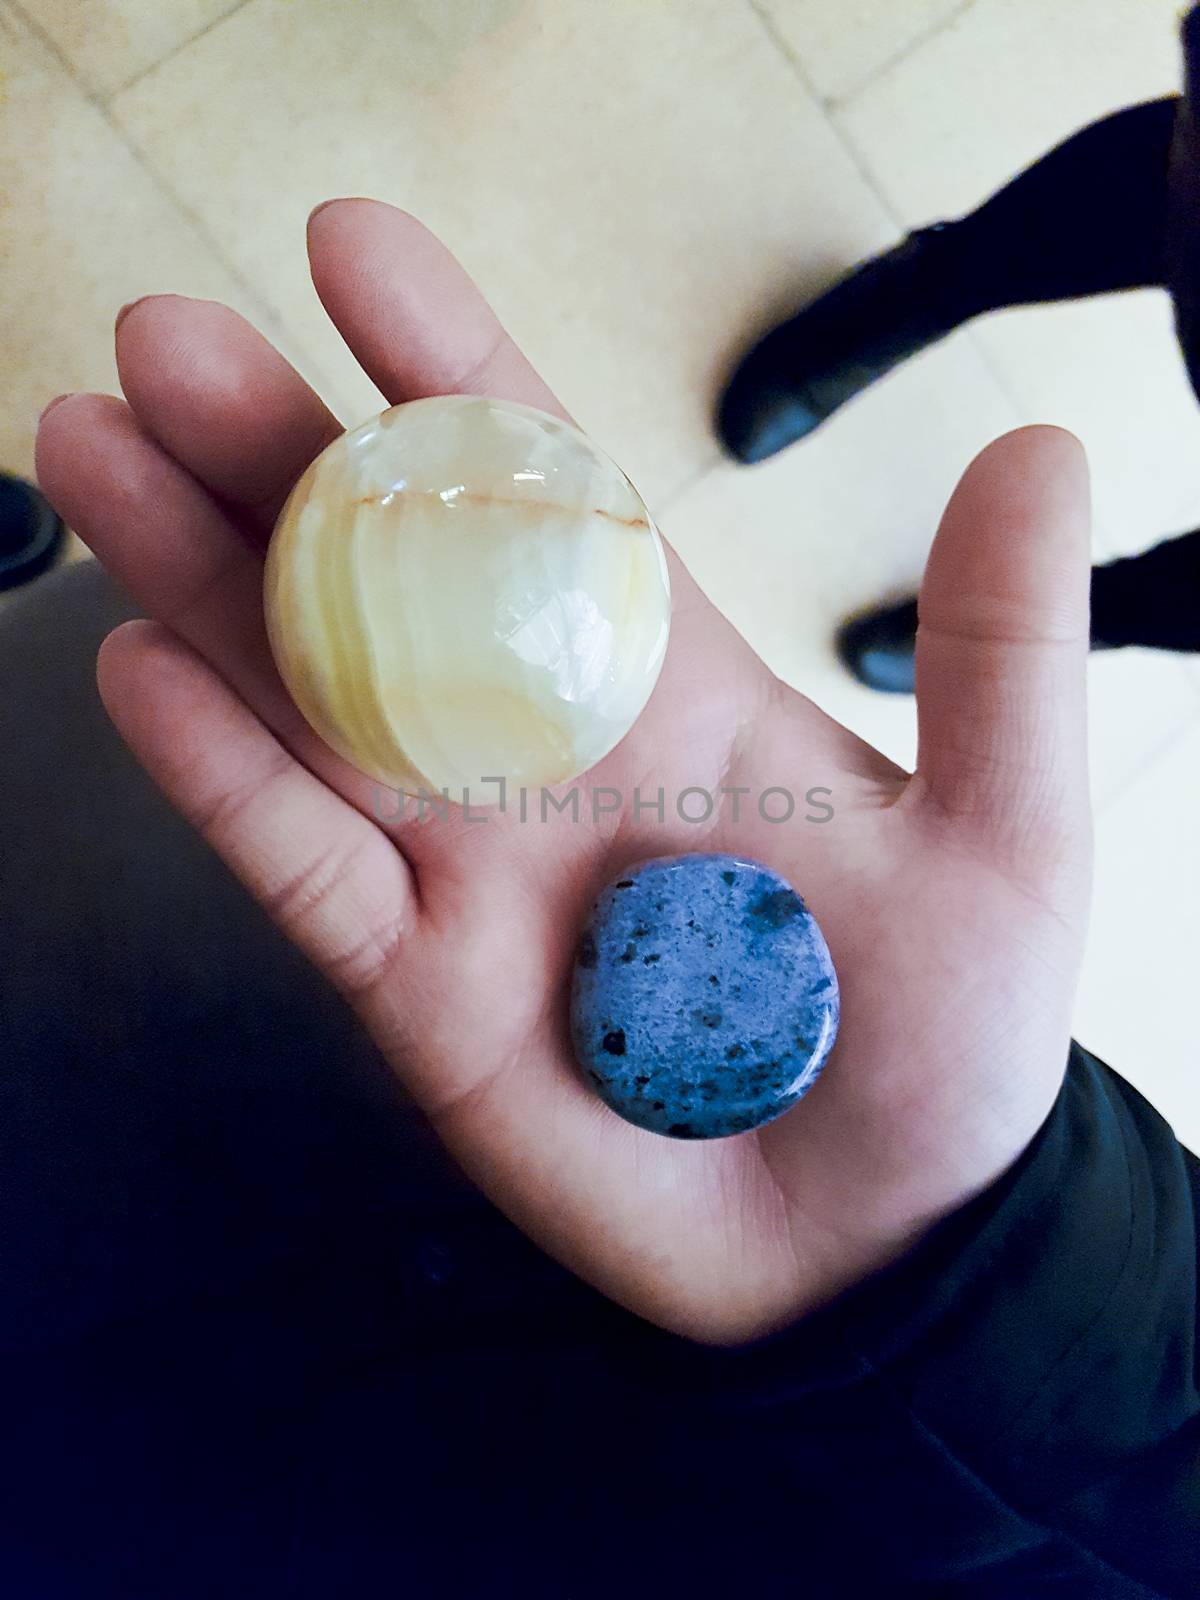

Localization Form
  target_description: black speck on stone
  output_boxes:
[651,1100,665,1112]
[634,1074,650,1088]
[749,888,805,928]
[721,870,736,886]
[616,879,634,889]
[725,1044,745,1061]
[619,943,637,963]
[601,1029,626,1056]
[698,1011,722,1029]
[577,932,598,969]
[668,1123,698,1139]
[631,922,650,939]
[708,974,719,986]
[643,953,661,966]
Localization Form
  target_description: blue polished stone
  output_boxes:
[570,854,839,1139]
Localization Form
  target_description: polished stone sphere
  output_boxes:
[265,396,671,796]
[570,855,839,1139]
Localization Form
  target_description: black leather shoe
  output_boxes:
[836,598,919,694]
[718,225,965,464]
[0,474,65,592]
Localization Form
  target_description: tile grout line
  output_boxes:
[741,0,1126,461]
[745,0,935,248]
[107,0,254,101]
[823,0,980,113]
[744,0,835,113]
[957,320,1041,425]
[742,2,1037,472]
[7,0,347,410]
[740,0,1196,801]
[1094,703,1199,820]
[746,0,1173,567]
[654,447,725,520]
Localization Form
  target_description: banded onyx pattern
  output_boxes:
[265,396,671,796]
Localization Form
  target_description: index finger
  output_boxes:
[307,198,567,418]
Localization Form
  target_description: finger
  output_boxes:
[35,394,375,808]
[913,426,1091,851]
[306,198,709,617]
[307,198,566,414]
[97,620,419,1040]
[37,393,298,726]
[115,294,342,542]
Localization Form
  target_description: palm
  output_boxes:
[38,201,1092,1342]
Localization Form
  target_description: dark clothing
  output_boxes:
[1092,527,1200,650]
[941,7,1199,376]
[946,97,1177,314]
[1,563,1198,1597]
[1168,4,1200,401]
[889,4,1200,653]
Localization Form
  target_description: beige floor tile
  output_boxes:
[110,0,900,507]
[658,327,1022,771]
[0,2,326,487]
[755,0,968,104]
[17,0,244,100]
[970,296,1200,563]
[660,312,1196,803]
[836,0,1184,222]
[832,0,1200,628]
[6,0,1197,1167]
[1075,723,1200,1149]
[1087,648,1200,811]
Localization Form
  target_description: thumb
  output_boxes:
[913,426,1091,857]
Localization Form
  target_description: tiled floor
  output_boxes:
[5,0,1199,1140]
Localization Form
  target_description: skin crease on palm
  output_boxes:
[35,199,1093,1347]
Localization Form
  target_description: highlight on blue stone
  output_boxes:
[569,854,839,1139]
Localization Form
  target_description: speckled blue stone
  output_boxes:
[570,854,839,1139]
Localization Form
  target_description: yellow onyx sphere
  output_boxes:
[264,395,671,796]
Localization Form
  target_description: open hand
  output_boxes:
[37,199,1092,1344]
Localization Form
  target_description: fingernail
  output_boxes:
[39,394,71,423]
[115,295,149,333]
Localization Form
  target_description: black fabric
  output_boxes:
[1091,527,1200,649]
[0,567,1196,1598]
[945,97,1177,315]
[1,1037,1195,1597]
[1167,1,1200,400]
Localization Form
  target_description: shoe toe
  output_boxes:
[835,607,918,694]
[717,370,822,464]
[0,476,65,591]
[853,645,917,695]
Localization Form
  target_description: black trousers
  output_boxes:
[928,72,1200,650]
